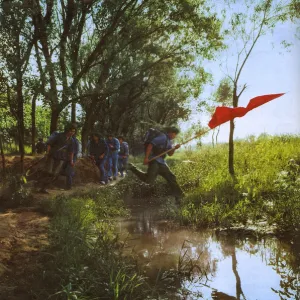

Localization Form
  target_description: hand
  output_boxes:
[143,157,149,165]
[70,161,75,167]
[174,144,181,149]
[122,155,127,158]
[99,154,104,159]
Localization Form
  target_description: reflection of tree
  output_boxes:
[231,247,246,300]
[216,233,247,300]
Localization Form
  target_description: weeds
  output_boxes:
[164,134,300,233]
[42,189,147,300]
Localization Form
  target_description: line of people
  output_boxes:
[87,133,129,185]
[35,124,129,192]
[35,124,183,204]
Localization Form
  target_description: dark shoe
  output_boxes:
[108,177,113,181]
[113,176,117,180]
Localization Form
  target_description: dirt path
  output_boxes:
[0,175,124,299]
[0,209,49,299]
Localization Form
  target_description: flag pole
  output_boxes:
[148,127,211,162]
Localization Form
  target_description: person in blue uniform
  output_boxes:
[89,133,109,184]
[118,136,129,177]
[129,127,183,203]
[106,133,120,180]
[39,124,76,192]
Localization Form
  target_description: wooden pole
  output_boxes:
[148,128,211,162]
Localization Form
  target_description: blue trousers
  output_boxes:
[63,162,75,189]
[96,158,108,182]
[118,157,128,175]
[108,152,118,177]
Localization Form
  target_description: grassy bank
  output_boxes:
[165,134,300,234]
[36,186,151,300]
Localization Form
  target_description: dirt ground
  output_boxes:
[0,155,101,184]
[0,155,123,299]
[0,209,49,300]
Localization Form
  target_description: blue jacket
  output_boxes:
[150,134,172,165]
[119,142,129,157]
[47,132,75,161]
[106,138,120,155]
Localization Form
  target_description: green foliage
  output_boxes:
[166,134,300,232]
[43,189,147,300]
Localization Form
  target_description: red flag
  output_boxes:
[208,93,285,129]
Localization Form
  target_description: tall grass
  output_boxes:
[166,134,300,233]
[41,189,147,300]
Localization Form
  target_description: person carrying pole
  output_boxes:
[129,126,184,204]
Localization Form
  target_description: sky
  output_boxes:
[180,19,300,144]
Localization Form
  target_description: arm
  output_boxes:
[124,143,129,156]
[167,144,181,156]
[115,138,120,151]
[144,144,153,165]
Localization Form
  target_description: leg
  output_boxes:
[107,156,113,178]
[64,162,74,190]
[123,157,128,175]
[130,161,159,184]
[158,164,183,198]
[112,152,118,178]
[99,158,108,183]
[118,157,123,176]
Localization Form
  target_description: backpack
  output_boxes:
[47,131,59,144]
[143,128,167,155]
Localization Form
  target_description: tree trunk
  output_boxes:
[229,91,238,178]
[31,93,37,154]
[216,126,220,145]
[71,102,76,123]
[212,130,215,147]
[0,134,6,178]
[16,77,25,173]
[50,107,60,134]
[81,108,96,153]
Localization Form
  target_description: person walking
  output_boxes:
[118,136,129,177]
[106,133,120,180]
[89,133,109,185]
[129,126,184,204]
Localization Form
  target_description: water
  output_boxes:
[116,205,300,300]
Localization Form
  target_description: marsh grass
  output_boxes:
[165,134,300,233]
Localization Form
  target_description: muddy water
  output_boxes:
[116,205,300,300]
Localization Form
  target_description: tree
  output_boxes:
[222,0,298,177]
[27,0,224,136]
[208,77,233,147]
[0,0,34,171]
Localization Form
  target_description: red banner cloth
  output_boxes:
[208,93,285,129]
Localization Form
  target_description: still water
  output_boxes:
[116,205,300,300]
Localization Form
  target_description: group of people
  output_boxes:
[87,133,129,184]
[35,123,184,203]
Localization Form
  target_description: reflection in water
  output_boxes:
[116,206,300,299]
